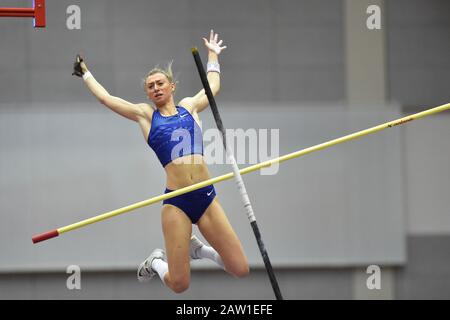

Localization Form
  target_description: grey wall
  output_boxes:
[0,0,345,106]
[1,237,449,300]
[387,0,450,107]
[0,104,406,271]
[1,0,450,299]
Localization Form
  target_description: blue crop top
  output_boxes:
[147,106,203,167]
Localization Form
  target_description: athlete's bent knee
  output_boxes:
[230,263,250,278]
[171,278,190,294]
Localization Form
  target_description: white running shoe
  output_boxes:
[137,248,165,283]
[190,235,205,260]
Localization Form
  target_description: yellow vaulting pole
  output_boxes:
[32,102,450,243]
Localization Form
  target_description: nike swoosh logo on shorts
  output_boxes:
[207,190,213,196]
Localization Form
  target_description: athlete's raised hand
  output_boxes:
[203,29,227,55]
[72,53,88,77]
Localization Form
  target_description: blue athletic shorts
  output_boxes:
[163,185,216,224]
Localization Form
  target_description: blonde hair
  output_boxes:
[142,60,178,89]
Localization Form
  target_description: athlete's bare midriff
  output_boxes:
[164,155,211,190]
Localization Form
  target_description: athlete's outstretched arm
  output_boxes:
[73,55,147,122]
[180,30,227,114]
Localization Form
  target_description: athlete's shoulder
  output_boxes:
[178,101,201,126]
[137,103,155,120]
[178,97,194,113]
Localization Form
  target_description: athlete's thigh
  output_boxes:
[161,204,192,278]
[196,199,247,266]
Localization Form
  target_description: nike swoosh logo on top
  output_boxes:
[180,114,188,118]
[207,190,213,196]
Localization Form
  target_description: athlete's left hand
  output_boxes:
[203,30,227,55]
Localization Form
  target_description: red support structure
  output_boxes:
[0,0,46,28]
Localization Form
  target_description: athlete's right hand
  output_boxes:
[72,53,88,77]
